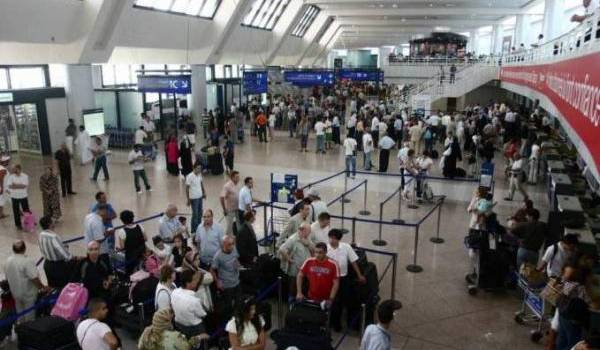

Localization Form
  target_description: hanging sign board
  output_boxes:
[137,75,192,94]
[271,173,298,204]
[243,71,268,95]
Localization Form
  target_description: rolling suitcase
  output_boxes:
[270,329,332,350]
[16,316,79,350]
[285,301,329,335]
[208,153,224,175]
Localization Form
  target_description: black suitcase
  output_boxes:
[285,302,328,335]
[239,266,260,295]
[131,276,158,305]
[114,302,154,336]
[256,253,283,298]
[455,168,467,177]
[208,153,224,175]
[16,316,79,350]
[271,329,332,350]
[257,301,272,331]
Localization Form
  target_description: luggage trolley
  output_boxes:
[514,277,551,343]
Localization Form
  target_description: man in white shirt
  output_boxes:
[5,164,29,230]
[310,212,331,244]
[76,298,118,350]
[539,234,579,277]
[84,204,114,265]
[307,188,328,221]
[343,136,358,179]
[220,170,240,236]
[327,229,366,332]
[346,114,357,138]
[371,115,380,147]
[528,141,541,184]
[171,269,207,338]
[505,153,528,201]
[238,176,254,221]
[0,155,9,220]
[393,116,404,144]
[362,128,374,171]
[134,126,147,145]
[128,144,151,194]
[397,142,411,190]
[287,108,297,137]
[186,164,207,233]
[314,118,326,154]
[378,133,396,173]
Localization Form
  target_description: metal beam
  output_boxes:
[205,0,254,64]
[322,8,532,17]
[265,1,306,65]
[337,18,498,27]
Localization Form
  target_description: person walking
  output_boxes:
[65,119,77,155]
[165,135,179,176]
[186,164,206,232]
[314,118,326,154]
[39,166,61,221]
[5,164,29,230]
[54,143,75,197]
[299,115,310,152]
[0,155,9,219]
[91,136,109,181]
[223,135,235,174]
[344,135,358,178]
[255,111,268,143]
[361,300,403,350]
[128,144,152,194]
[505,153,529,201]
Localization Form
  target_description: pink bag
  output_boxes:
[51,283,88,321]
[143,255,161,279]
[21,211,36,233]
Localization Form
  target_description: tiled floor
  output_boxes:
[0,131,546,349]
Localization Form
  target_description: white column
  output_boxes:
[467,30,477,53]
[514,14,533,47]
[190,65,207,125]
[64,65,96,124]
[543,0,564,41]
[492,24,504,55]
[379,47,393,68]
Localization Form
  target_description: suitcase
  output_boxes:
[114,303,153,336]
[271,329,332,350]
[16,316,78,350]
[208,153,224,175]
[256,253,283,298]
[51,283,88,321]
[240,267,260,295]
[285,302,328,335]
[131,276,158,305]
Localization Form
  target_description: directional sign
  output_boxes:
[137,75,192,94]
[243,71,268,95]
[338,69,384,82]
[284,71,335,87]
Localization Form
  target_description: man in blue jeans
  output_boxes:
[91,136,109,181]
[186,164,206,232]
[343,135,357,179]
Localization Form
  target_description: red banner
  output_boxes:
[500,53,600,172]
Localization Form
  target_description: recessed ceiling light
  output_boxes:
[379,4,385,7]
[429,3,434,7]
[401,17,406,22]
[392,3,398,8]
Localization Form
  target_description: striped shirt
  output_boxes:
[39,230,71,262]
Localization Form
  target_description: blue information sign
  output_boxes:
[338,69,384,82]
[243,71,268,95]
[137,75,192,94]
[284,71,335,87]
[271,173,299,204]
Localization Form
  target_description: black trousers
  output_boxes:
[11,197,29,228]
[330,276,358,329]
[44,260,73,290]
[59,168,72,196]
[379,149,390,172]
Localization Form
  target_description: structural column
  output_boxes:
[190,65,207,126]
[378,47,393,68]
[514,14,532,47]
[542,0,564,41]
[492,24,504,55]
[467,30,477,53]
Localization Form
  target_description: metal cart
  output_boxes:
[514,277,552,342]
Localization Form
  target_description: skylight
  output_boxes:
[242,0,291,31]
[133,0,221,19]
[291,5,320,37]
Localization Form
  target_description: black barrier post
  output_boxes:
[391,254,398,299]
[259,204,271,248]
[358,180,371,216]
[430,197,445,244]
[373,202,387,246]
[392,184,404,224]
[351,217,357,244]
[277,276,283,328]
[340,193,348,234]
[406,225,423,273]
[343,173,351,203]
[360,303,367,344]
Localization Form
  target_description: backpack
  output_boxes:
[50,283,89,321]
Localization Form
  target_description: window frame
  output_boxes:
[241,0,291,31]
[133,0,222,20]
[0,65,49,90]
[291,5,320,38]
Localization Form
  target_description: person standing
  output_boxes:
[360,300,403,350]
[314,118,326,154]
[39,166,61,221]
[171,270,207,338]
[202,108,210,139]
[39,216,76,289]
[141,113,156,159]
[0,155,9,219]
[279,223,314,299]
[238,177,254,222]
[76,298,119,350]
[4,240,48,323]
[128,144,152,194]
[83,204,115,266]
[134,126,147,146]
[75,125,93,165]
[223,135,235,174]
[268,110,276,141]
[332,114,341,145]
[91,136,109,181]
[505,153,529,201]
[211,235,241,322]
[287,106,297,138]
[298,115,309,152]
[6,164,29,229]
[194,209,224,268]
[165,135,180,176]
[296,242,339,305]
[179,135,194,178]
[158,204,187,243]
[255,111,268,143]
[186,164,207,232]
[235,211,259,267]
[344,135,358,179]
[220,170,240,236]
[65,118,77,155]
[449,64,457,84]
[362,127,374,171]
[409,121,423,155]
[54,143,75,197]
[115,210,147,275]
[378,133,396,173]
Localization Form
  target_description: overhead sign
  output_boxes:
[0,92,13,103]
[137,75,191,94]
[243,71,268,95]
[284,71,335,87]
[338,69,384,82]
[500,52,600,181]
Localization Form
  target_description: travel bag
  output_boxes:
[50,283,88,321]
[285,301,329,335]
[16,316,78,350]
[208,153,224,175]
[130,276,158,305]
[270,329,332,350]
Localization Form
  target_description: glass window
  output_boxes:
[242,0,290,30]
[0,69,8,90]
[215,64,224,79]
[206,66,213,81]
[115,65,133,85]
[292,5,320,37]
[9,67,46,89]
[144,64,166,75]
[102,64,116,86]
[145,93,160,103]
[133,0,220,18]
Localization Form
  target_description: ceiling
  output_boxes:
[307,0,538,49]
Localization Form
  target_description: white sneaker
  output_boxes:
[136,190,142,195]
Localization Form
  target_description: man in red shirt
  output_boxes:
[296,242,339,306]
[255,111,268,143]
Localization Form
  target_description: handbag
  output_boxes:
[519,263,547,287]
[540,278,563,306]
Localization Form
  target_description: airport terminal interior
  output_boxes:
[0,0,600,349]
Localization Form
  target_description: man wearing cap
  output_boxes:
[0,155,9,219]
[360,299,402,350]
[307,188,327,222]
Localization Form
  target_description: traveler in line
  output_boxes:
[296,242,339,305]
[158,204,187,243]
[138,308,201,350]
[54,143,76,197]
[211,235,241,322]
[76,298,119,350]
[186,164,206,232]
[83,204,115,267]
[363,127,374,170]
[360,299,403,350]
[238,177,254,222]
[226,298,266,350]
[171,269,208,338]
[235,210,259,267]
[378,132,396,173]
[220,170,240,236]
[115,210,147,275]
[154,264,176,311]
[279,223,314,300]
[194,209,224,268]
[39,216,77,289]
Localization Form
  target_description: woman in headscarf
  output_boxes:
[39,166,61,220]
[165,135,179,176]
[138,308,201,350]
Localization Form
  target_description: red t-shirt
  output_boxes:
[300,257,339,301]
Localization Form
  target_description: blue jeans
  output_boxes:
[345,155,356,177]
[556,314,583,350]
[516,247,538,268]
[316,135,325,152]
[363,152,372,170]
[92,155,109,180]
[190,198,203,233]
